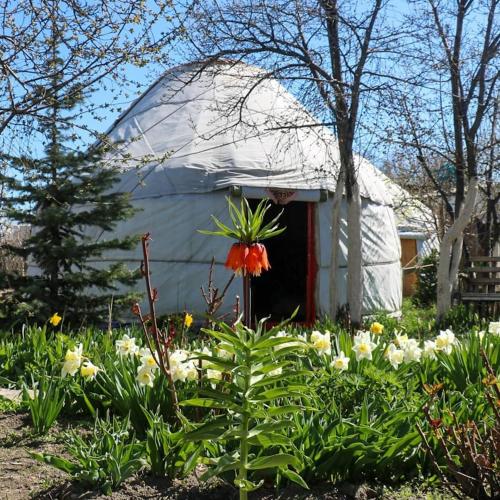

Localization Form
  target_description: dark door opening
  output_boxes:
[250,200,312,323]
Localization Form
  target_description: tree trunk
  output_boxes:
[347,181,363,328]
[436,178,478,322]
[329,169,345,320]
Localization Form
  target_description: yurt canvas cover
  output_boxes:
[94,60,403,320]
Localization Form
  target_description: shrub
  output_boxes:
[413,250,438,307]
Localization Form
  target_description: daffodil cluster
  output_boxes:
[136,348,159,387]
[310,330,332,355]
[385,329,458,369]
[61,343,101,379]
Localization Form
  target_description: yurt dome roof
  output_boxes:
[105,59,394,206]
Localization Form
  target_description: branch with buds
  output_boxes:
[131,233,180,419]
[200,257,235,329]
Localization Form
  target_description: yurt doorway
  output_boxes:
[250,200,316,323]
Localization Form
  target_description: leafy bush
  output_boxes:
[33,414,145,495]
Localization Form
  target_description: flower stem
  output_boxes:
[243,274,251,327]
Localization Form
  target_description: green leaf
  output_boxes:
[201,454,240,480]
[184,418,232,441]
[180,398,238,410]
[281,468,309,489]
[31,452,77,474]
[247,454,300,470]
[267,405,306,416]
[234,477,265,492]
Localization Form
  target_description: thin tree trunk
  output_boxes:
[329,169,345,320]
[437,178,478,322]
[347,181,363,328]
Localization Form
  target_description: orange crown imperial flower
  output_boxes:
[225,242,270,276]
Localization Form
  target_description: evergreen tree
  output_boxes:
[0,19,139,326]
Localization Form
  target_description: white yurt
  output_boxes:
[95,60,404,322]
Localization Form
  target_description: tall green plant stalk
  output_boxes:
[182,314,310,497]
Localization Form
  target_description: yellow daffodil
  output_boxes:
[49,312,62,326]
[370,322,384,335]
[80,361,101,380]
[184,313,193,328]
[61,344,83,377]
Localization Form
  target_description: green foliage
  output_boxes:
[291,395,423,483]
[443,304,488,335]
[23,372,66,435]
[413,250,438,307]
[1,317,498,494]
[199,196,285,243]
[182,319,311,498]
[426,332,499,391]
[92,355,176,437]
[33,414,145,495]
[144,410,201,478]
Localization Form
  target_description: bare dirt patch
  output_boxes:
[0,411,67,499]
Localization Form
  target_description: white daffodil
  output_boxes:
[61,343,83,377]
[116,334,139,357]
[184,360,198,381]
[170,349,188,366]
[137,365,155,387]
[394,332,409,349]
[423,340,437,360]
[385,343,404,370]
[475,330,485,341]
[435,329,456,355]
[355,330,372,341]
[310,330,331,356]
[488,322,500,336]
[352,333,377,361]
[80,360,101,380]
[331,351,350,371]
[403,339,422,363]
[171,363,188,382]
[137,347,158,370]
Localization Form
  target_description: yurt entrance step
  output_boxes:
[249,200,316,324]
